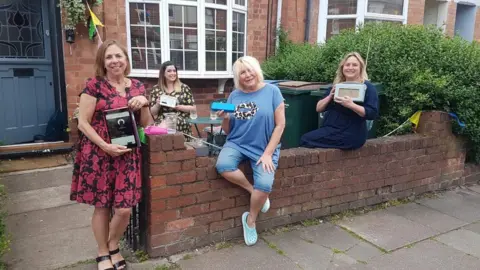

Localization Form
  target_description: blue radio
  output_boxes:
[210,102,236,113]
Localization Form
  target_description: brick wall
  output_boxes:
[142,111,473,257]
[445,1,457,37]
[407,0,426,25]
[475,8,480,41]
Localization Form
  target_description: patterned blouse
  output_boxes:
[149,83,195,139]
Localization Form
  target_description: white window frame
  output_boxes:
[317,0,409,43]
[125,0,248,79]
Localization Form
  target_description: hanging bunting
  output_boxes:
[86,2,104,45]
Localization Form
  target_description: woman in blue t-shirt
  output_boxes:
[300,52,379,149]
[215,56,286,246]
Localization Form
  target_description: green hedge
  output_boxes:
[263,23,480,163]
[0,183,9,269]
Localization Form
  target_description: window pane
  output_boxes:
[326,19,356,40]
[216,52,226,71]
[205,30,215,50]
[206,52,215,71]
[130,26,145,47]
[364,19,403,24]
[238,34,244,52]
[146,27,161,48]
[216,9,227,30]
[216,31,226,51]
[131,48,146,69]
[170,50,184,70]
[129,3,144,24]
[169,5,183,27]
[145,3,159,25]
[206,0,226,4]
[185,51,198,70]
[232,52,243,64]
[328,0,357,15]
[205,8,214,29]
[235,0,246,6]
[168,5,198,71]
[238,13,245,32]
[169,28,183,49]
[185,6,197,28]
[147,49,162,69]
[184,28,197,50]
[367,0,404,15]
[232,33,238,51]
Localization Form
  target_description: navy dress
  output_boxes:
[300,81,379,150]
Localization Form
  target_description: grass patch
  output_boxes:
[155,264,180,270]
[182,254,193,260]
[339,227,389,254]
[56,259,96,269]
[405,243,415,248]
[262,238,286,256]
[301,219,321,227]
[357,260,368,264]
[301,237,314,244]
[134,250,149,262]
[215,241,233,250]
[332,248,344,254]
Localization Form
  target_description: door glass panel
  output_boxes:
[0,0,45,58]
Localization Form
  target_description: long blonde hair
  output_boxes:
[158,61,182,93]
[333,52,369,84]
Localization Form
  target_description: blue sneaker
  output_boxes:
[261,198,270,213]
[241,212,258,246]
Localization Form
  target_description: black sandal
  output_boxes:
[96,255,114,270]
[109,248,127,270]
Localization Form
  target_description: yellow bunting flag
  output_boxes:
[88,6,104,27]
[409,111,422,129]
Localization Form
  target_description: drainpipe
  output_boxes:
[275,0,283,53]
[304,0,312,42]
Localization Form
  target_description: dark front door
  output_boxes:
[0,0,56,145]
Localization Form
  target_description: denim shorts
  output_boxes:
[215,147,277,193]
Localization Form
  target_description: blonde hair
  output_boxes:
[333,52,369,84]
[94,39,131,77]
[232,56,265,89]
[158,61,182,93]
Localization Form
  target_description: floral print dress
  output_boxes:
[149,83,195,140]
[70,77,145,208]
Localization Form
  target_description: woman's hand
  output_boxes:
[328,86,335,100]
[334,96,354,109]
[102,144,132,157]
[128,96,148,111]
[256,153,275,174]
[216,110,229,119]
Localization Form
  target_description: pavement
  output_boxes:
[2,165,480,269]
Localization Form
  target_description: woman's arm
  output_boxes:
[221,113,230,135]
[316,87,335,112]
[148,86,161,119]
[263,103,286,156]
[139,106,154,127]
[77,94,109,150]
[175,84,196,113]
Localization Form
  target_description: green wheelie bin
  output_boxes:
[277,81,329,149]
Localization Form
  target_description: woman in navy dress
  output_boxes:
[300,52,379,150]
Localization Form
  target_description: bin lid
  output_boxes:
[278,81,329,95]
[310,90,328,97]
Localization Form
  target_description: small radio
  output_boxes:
[159,95,178,108]
[334,82,367,103]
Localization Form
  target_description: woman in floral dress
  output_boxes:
[70,40,153,270]
[149,61,196,140]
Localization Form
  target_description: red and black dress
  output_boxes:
[70,77,145,208]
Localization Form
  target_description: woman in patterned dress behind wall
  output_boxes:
[149,61,196,140]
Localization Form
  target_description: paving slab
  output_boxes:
[463,221,480,234]
[417,190,480,223]
[4,226,97,270]
[366,240,480,270]
[0,165,72,193]
[435,229,480,258]
[345,241,384,262]
[176,239,300,270]
[328,253,368,270]
[263,230,333,270]
[6,185,74,215]
[466,185,480,194]
[299,223,361,251]
[386,203,467,233]
[338,210,437,251]
[6,203,91,240]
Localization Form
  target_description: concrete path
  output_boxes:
[0,166,96,270]
[3,165,480,270]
